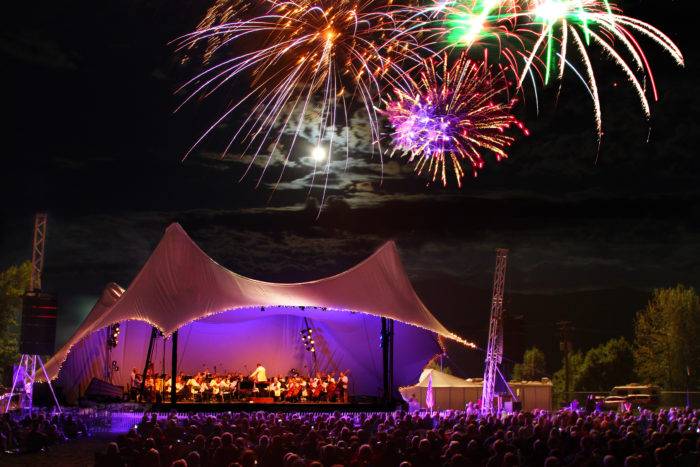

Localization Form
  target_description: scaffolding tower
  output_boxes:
[481,248,508,414]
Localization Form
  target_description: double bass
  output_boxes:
[311,377,324,399]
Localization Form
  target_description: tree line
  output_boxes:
[511,284,700,400]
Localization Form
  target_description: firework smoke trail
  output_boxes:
[382,54,528,187]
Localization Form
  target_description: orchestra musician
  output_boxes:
[164,374,185,397]
[210,376,221,402]
[326,372,337,402]
[250,362,268,394]
[186,374,200,400]
[339,371,349,403]
[129,363,350,404]
[268,377,282,401]
[129,367,140,400]
[250,362,267,382]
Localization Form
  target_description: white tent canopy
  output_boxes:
[44,223,473,384]
[408,368,478,388]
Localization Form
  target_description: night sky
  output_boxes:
[1,0,698,375]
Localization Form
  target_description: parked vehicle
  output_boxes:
[604,384,661,409]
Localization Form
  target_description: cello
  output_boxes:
[326,375,337,402]
[311,373,324,400]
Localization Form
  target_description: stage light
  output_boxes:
[311,146,326,162]
[107,322,121,348]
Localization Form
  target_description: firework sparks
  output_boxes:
[383,54,528,187]
[516,0,683,138]
[176,0,682,193]
[412,0,683,140]
[176,0,421,192]
[182,0,249,65]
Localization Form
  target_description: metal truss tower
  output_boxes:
[30,213,48,292]
[481,248,508,414]
[2,213,61,414]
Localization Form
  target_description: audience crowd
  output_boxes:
[89,407,700,467]
[4,407,700,465]
[1,410,87,453]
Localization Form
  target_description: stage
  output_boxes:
[39,226,470,412]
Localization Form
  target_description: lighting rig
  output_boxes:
[107,323,121,348]
[299,327,315,353]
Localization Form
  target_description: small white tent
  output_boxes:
[399,368,482,410]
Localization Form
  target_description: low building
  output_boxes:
[399,368,552,411]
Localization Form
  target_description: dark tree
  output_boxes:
[512,347,547,381]
[634,285,700,389]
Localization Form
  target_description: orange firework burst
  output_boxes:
[182,0,250,65]
[176,0,420,186]
[383,53,528,187]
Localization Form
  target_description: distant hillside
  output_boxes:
[412,274,650,377]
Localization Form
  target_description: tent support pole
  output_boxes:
[388,319,394,405]
[171,330,178,406]
[139,327,157,402]
[381,317,389,405]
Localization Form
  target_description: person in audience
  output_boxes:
[8,404,700,467]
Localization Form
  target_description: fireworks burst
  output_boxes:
[176,0,682,194]
[398,0,682,140]
[176,0,420,189]
[516,0,684,139]
[383,54,528,187]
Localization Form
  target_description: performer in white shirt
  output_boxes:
[186,376,200,400]
[210,377,221,402]
[339,371,349,403]
[130,368,138,389]
[129,367,140,400]
[165,376,185,394]
[250,363,267,382]
[268,377,282,401]
[199,377,210,401]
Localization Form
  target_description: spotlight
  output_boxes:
[107,322,121,348]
